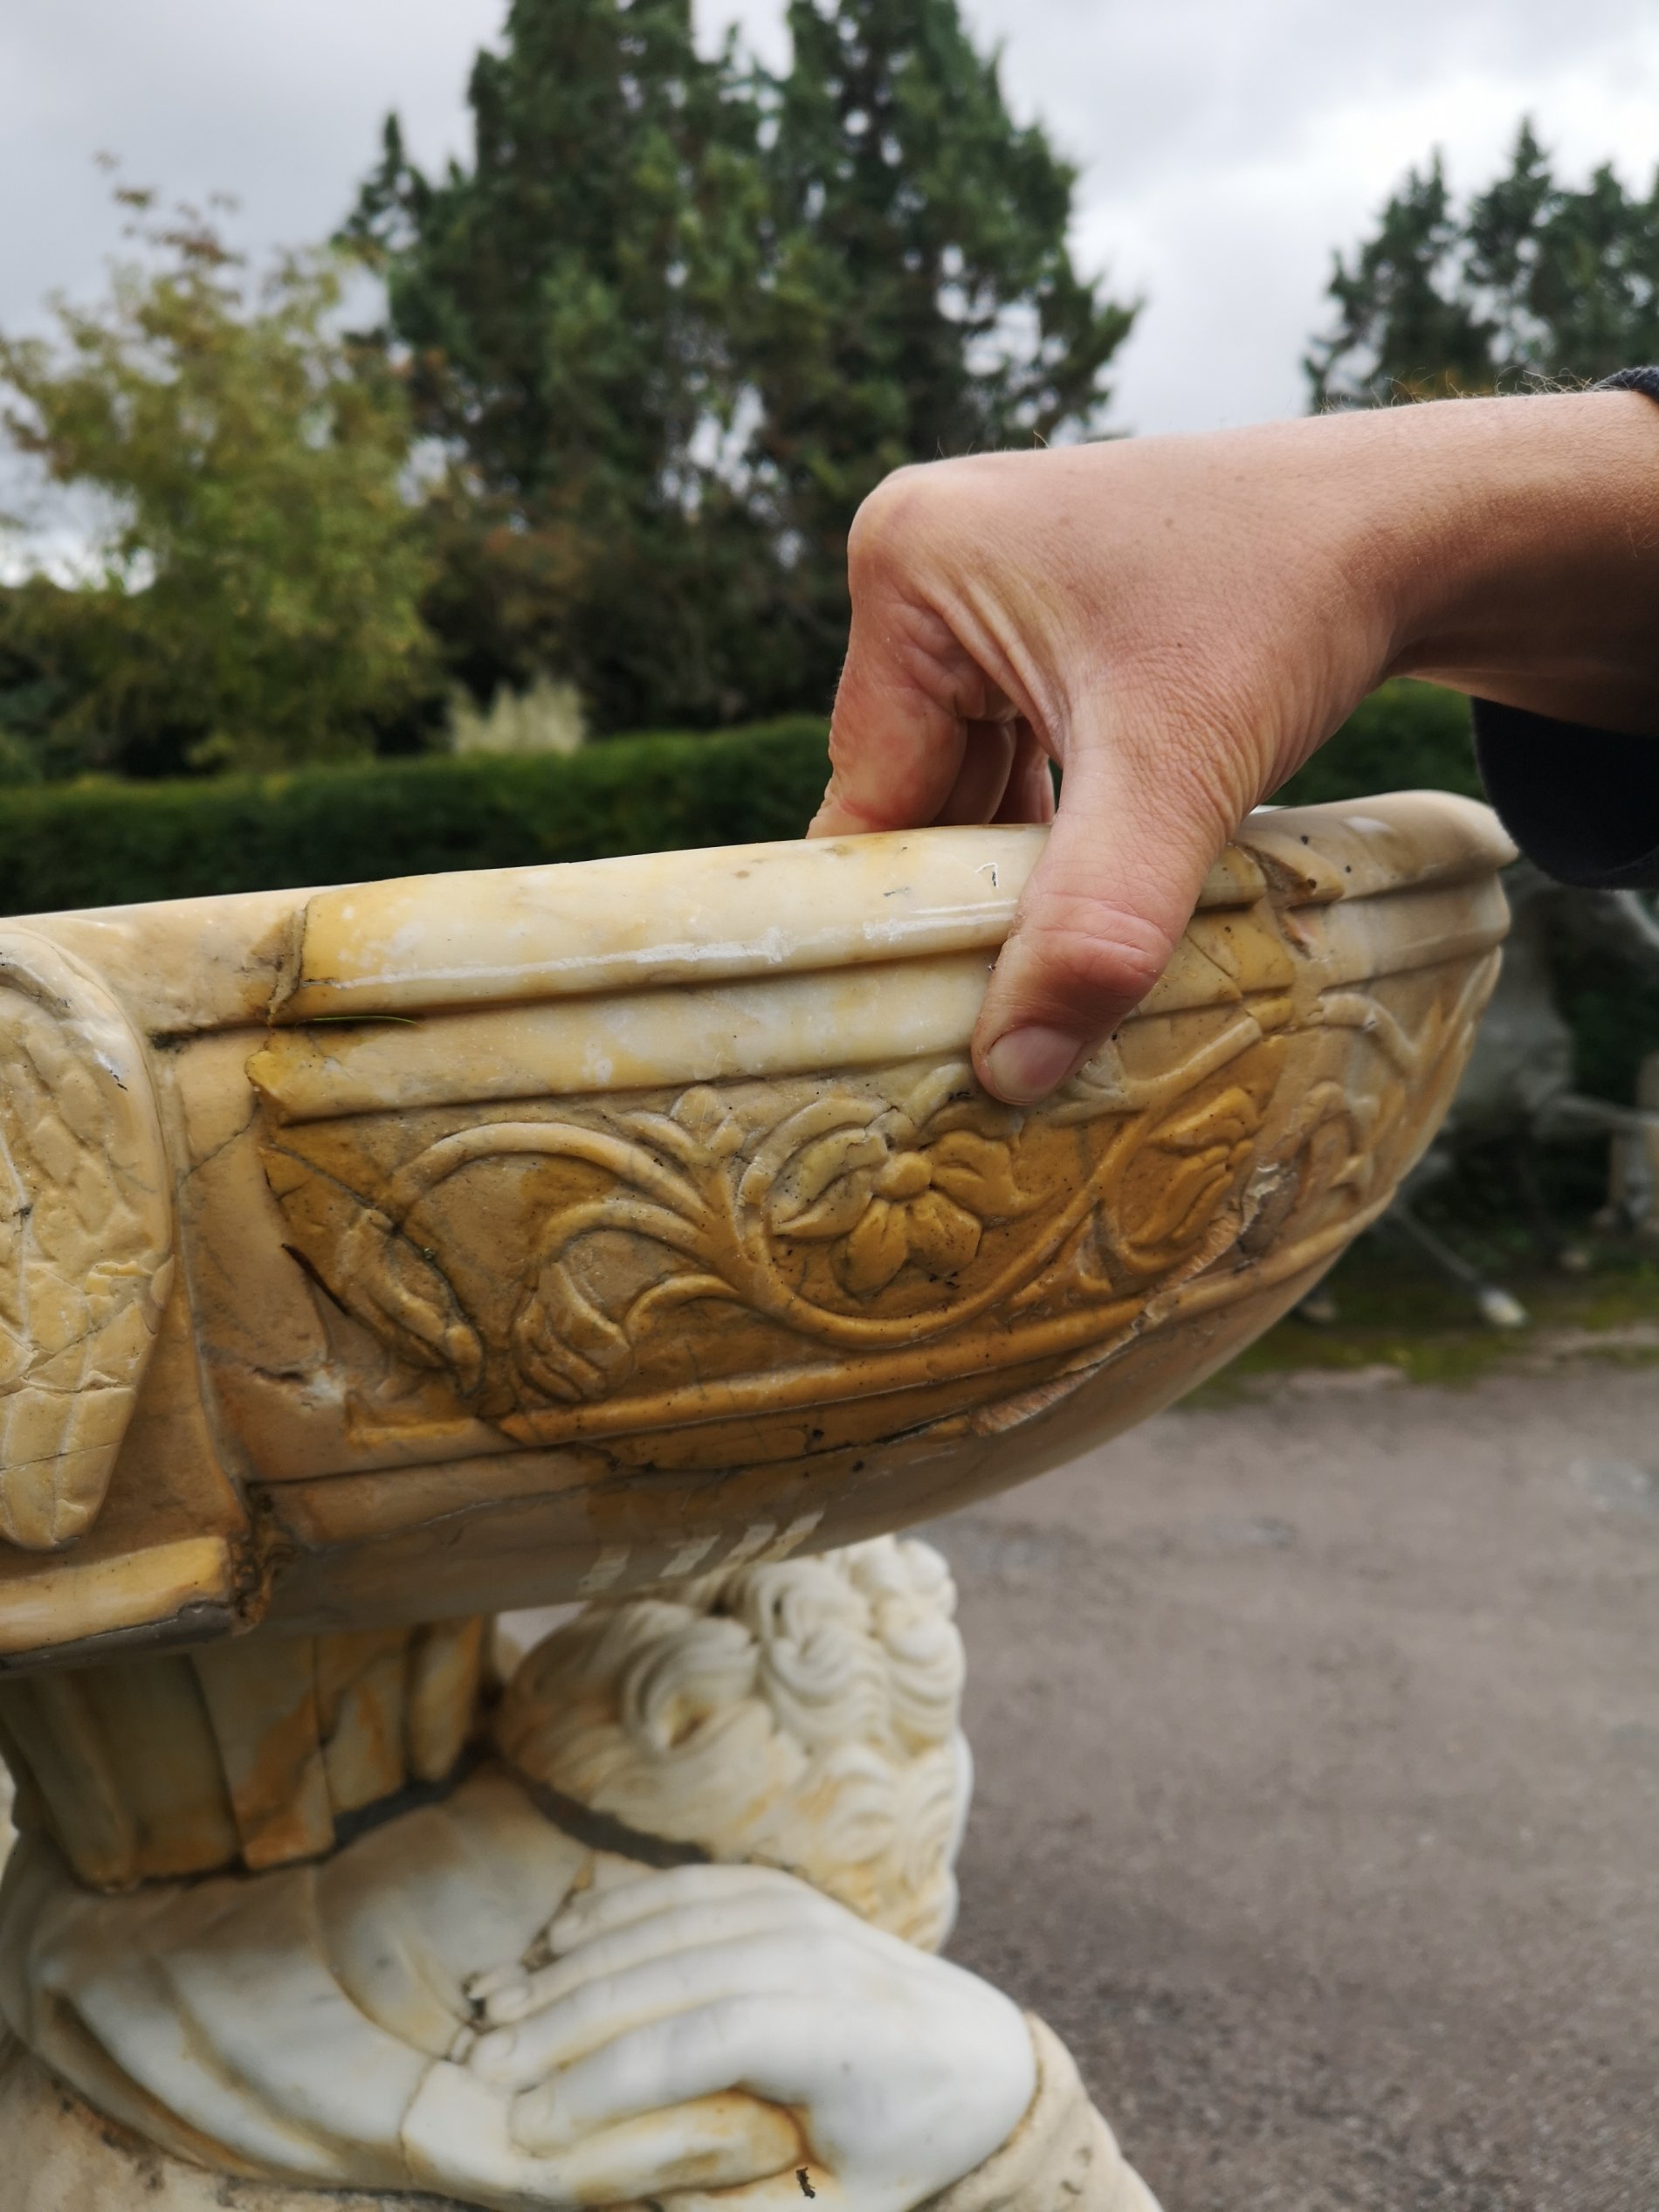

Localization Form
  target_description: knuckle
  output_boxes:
[847,458,981,587]
[847,465,926,575]
[1013,893,1175,1013]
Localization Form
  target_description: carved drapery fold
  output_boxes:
[0,1618,485,1886]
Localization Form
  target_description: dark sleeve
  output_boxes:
[1472,366,1659,890]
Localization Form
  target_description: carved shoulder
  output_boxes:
[0,931,173,1552]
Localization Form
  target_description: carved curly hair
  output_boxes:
[493,1536,970,1950]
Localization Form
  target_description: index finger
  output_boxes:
[811,498,1020,837]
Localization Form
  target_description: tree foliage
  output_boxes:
[740,0,1136,689]
[0,4,1130,774]
[346,0,782,730]
[1308,121,1659,407]
[0,189,436,776]
[350,0,1134,730]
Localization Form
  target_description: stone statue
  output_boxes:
[0,802,1513,2209]
[0,1540,1152,2209]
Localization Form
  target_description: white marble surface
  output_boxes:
[0,1543,1046,2209]
[0,1773,1034,2210]
[497,1536,971,1949]
[0,2009,1161,2212]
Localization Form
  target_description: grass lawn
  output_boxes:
[1189,1231,1659,1403]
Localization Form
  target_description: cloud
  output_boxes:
[2,0,1656,442]
[714,0,1659,430]
[0,0,502,334]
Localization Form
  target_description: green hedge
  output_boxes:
[0,682,1485,920]
[1275,679,1482,807]
[0,716,832,915]
[10,676,1644,1121]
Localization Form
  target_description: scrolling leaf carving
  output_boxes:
[254,959,1490,1450]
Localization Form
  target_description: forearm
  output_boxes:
[1092,389,1659,736]
[1373,389,1659,734]
[819,373,1659,1099]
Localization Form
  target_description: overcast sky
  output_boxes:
[3,0,1658,441]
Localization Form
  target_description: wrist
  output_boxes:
[1369,391,1659,729]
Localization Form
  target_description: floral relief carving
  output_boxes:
[254,960,1492,1449]
[262,1062,1079,1423]
[1110,1070,1279,1275]
[768,1105,1029,1298]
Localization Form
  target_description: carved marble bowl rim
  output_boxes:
[0,795,1516,1663]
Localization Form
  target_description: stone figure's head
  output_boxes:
[493,1536,970,1951]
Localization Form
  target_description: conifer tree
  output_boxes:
[348,0,767,728]
[351,0,1135,727]
[1309,121,1659,407]
[753,0,1133,629]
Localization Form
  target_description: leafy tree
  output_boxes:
[0,616,82,784]
[0,188,436,775]
[347,0,768,732]
[747,0,1136,689]
[1308,121,1659,407]
[350,0,1134,728]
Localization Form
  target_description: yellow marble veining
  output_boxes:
[0,1618,485,1885]
[0,797,1513,1664]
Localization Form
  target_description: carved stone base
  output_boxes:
[0,804,1508,2211]
[0,1541,1159,2211]
[0,2022,1155,2212]
[0,2038,442,2209]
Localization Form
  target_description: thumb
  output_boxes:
[972,741,1231,1105]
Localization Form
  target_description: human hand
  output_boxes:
[405,1860,1036,2212]
[812,391,1659,1103]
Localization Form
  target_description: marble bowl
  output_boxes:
[0,794,1511,1664]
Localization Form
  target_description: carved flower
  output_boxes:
[774,1127,1025,1297]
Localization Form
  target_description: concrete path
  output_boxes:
[932,1365,1658,2211]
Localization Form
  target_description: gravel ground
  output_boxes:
[929,1365,1659,2212]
